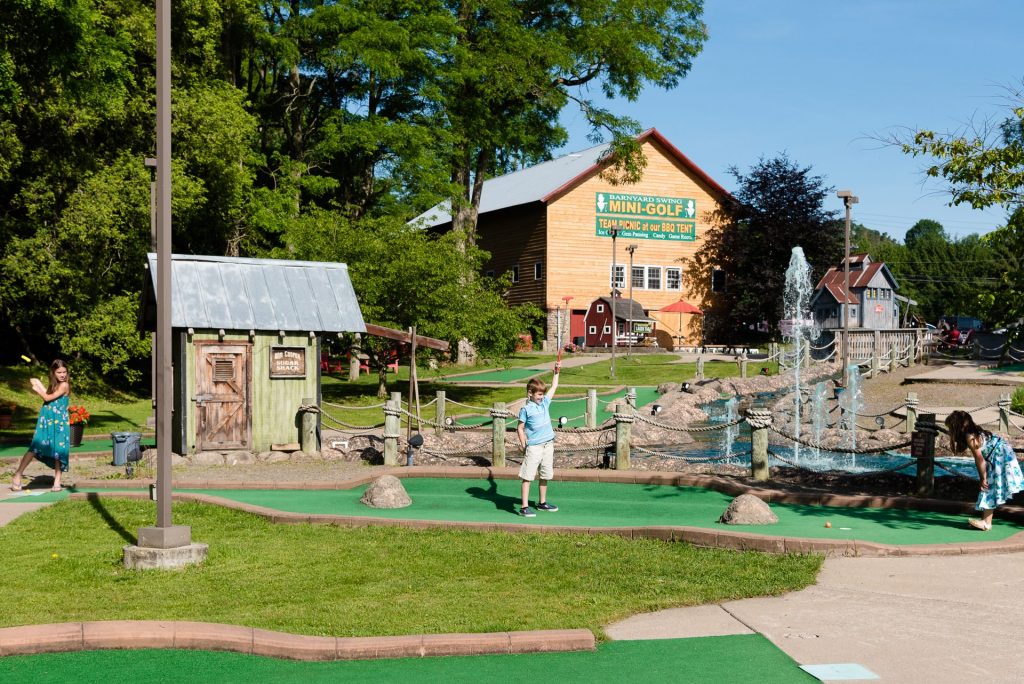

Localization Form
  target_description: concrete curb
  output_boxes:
[69,467,1024,557]
[0,621,594,661]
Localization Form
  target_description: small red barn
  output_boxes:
[583,296,655,348]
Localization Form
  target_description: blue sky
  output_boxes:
[558,1,1020,241]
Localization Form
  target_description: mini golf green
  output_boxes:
[0,437,155,459]
[0,635,816,683]
[22,478,1020,546]
[452,387,661,426]
[441,367,542,383]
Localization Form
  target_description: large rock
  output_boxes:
[360,475,412,509]
[719,493,778,525]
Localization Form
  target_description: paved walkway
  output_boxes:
[908,359,1024,385]
[608,552,1024,683]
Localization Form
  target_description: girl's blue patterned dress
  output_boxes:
[976,433,1024,511]
[29,394,70,472]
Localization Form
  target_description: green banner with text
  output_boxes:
[594,192,697,241]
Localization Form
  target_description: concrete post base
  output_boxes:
[123,542,209,570]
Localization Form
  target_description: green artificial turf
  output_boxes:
[0,636,816,684]
[100,477,1024,545]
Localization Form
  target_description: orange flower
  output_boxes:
[69,405,90,425]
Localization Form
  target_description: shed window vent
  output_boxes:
[213,358,234,381]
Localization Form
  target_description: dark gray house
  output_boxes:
[810,254,900,330]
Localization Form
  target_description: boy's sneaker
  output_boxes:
[519,506,536,517]
[536,502,559,512]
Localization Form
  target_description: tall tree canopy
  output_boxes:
[896,82,1024,333]
[0,0,705,384]
[690,154,842,343]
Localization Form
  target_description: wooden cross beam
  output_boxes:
[364,323,450,351]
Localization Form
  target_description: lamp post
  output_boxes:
[626,244,638,358]
[610,228,618,379]
[837,190,859,386]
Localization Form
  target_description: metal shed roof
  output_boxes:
[144,254,366,333]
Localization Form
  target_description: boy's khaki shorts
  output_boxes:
[519,440,554,481]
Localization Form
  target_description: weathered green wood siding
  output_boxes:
[182,331,317,454]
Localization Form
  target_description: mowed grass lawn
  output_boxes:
[0,499,822,637]
[557,355,780,386]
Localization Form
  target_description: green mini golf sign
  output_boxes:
[595,192,696,241]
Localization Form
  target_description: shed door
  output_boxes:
[195,342,251,451]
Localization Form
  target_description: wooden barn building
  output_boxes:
[810,254,901,331]
[141,254,366,456]
[413,129,729,349]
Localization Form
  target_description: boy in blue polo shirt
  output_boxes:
[516,362,561,517]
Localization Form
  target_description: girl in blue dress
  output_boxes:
[11,359,71,492]
[944,410,1024,531]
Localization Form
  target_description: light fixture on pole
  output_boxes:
[837,190,859,387]
[626,244,638,358]
[610,228,619,379]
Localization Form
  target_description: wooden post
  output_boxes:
[614,411,633,470]
[349,333,362,380]
[300,397,318,455]
[912,413,937,497]
[740,353,748,378]
[747,408,771,481]
[491,402,507,467]
[870,349,879,379]
[905,392,918,434]
[999,393,1011,434]
[695,356,705,381]
[803,344,810,370]
[586,389,598,428]
[383,399,400,466]
[435,390,446,434]
[908,336,916,367]
[890,341,899,372]
[626,387,637,410]
[390,391,403,431]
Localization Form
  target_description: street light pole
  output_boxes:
[626,244,638,358]
[837,190,859,386]
[610,228,618,380]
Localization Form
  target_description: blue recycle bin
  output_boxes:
[111,432,143,466]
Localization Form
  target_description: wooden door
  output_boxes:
[195,342,251,451]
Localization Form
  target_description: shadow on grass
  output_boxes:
[86,492,137,544]
[465,474,519,514]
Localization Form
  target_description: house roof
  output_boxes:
[594,296,654,322]
[411,129,731,228]
[142,254,366,333]
[811,258,899,306]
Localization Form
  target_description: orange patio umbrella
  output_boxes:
[659,298,703,345]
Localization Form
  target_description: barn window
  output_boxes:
[596,304,604,313]
[603,325,611,334]
[646,266,661,290]
[511,265,520,283]
[534,262,543,280]
[666,268,681,290]
[213,358,234,382]
[588,326,597,335]
[631,266,645,289]
[485,269,495,278]
[610,264,625,289]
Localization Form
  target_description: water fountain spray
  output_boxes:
[782,247,818,462]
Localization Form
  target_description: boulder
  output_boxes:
[719,493,778,525]
[360,475,412,509]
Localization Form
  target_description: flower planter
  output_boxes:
[70,422,85,447]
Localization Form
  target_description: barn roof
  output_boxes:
[411,129,730,228]
[595,296,654,322]
[142,254,366,333]
[811,256,899,306]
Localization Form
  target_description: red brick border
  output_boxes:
[0,622,593,660]
[71,467,1024,557]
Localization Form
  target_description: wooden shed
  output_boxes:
[810,254,900,331]
[583,296,655,348]
[413,128,729,348]
[141,254,366,455]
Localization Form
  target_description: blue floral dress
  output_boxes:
[29,394,70,472]
[976,434,1024,511]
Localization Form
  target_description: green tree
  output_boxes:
[690,155,842,343]
[896,83,1024,333]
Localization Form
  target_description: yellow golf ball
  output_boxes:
[51,553,59,559]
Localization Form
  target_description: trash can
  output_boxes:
[111,432,143,466]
